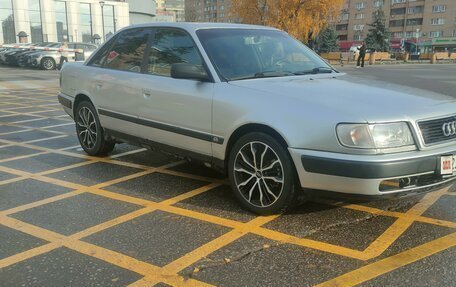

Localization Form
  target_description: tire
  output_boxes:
[228,132,298,215]
[41,57,56,70]
[75,101,115,156]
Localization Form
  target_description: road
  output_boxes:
[0,65,455,287]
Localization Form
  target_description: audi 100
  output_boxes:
[58,23,456,214]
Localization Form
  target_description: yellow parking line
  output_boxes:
[0,242,61,269]
[315,232,456,287]
[363,189,449,258]
[0,190,84,216]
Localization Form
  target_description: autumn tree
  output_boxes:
[231,0,344,41]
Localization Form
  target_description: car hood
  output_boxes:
[229,73,456,123]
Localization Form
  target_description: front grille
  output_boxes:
[418,115,456,145]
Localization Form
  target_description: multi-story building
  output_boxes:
[335,0,456,51]
[154,0,185,22]
[185,0,234,23]
[0,0,156,44]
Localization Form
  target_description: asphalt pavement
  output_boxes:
[0,65,455,287]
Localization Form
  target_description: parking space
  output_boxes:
[0,66,455,286]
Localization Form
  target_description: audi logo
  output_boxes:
[442,121,456,137]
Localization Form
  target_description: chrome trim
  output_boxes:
[416,114,456,147]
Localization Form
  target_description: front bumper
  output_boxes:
[289,146,456,196]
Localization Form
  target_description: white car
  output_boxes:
[58,23,456,214]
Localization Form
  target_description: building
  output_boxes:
[0,0,157,44]
[185,0,234,23]
[127,0,157,25]
[154,0,185,22]
[335,0,456,51]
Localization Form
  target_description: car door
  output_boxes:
[133,27,215,157]
[87,28,151,137]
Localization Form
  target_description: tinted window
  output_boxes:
[147,28,203,77]
[104,28,150,73]
[89,37,116,67]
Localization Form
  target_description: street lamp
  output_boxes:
[100,1,105,42]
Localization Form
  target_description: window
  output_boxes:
[431,18,445,25]
[354,24,364,31]
[391,0,406,4]
[355,13,364,20]
[432,5,446,13]
[393,32,403,38]
[373,0,384,8]
[355,2,365,10]
[406,18,422,26]
[102,5,115,40]
[28,0,43,43]
[336,24,348,31]
[353,34,362,41]
[407,6,423,14]
[55,1,68,42]
[429,31,443,38]
[340,13,349,21]
[0,0,15,44]
[391,8,406,15]
[79,3,92,43]
[104,28,150,72]
[147,28,204,77]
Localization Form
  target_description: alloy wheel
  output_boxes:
[77,107,97,149]
[42,59,54,70]
[233,141,284,208]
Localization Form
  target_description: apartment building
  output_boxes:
[185,0,234,23]
[336,0,456,50]
[154,0,185,22]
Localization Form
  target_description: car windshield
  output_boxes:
[196,28,333,81]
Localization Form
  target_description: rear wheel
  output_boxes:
[41,57,56,70]
[75,101,115,156]
[228,132,298,215]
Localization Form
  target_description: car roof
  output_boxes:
[118,22,280,33]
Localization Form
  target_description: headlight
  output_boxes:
[337,122,415,149]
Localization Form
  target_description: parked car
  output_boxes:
[28,42,97,70]
[14,42,60,67]
[59,23,456,214]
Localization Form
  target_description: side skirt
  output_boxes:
[104,128,226,174]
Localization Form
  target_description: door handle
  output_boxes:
[96,82,103,89]
[142,88,152,98]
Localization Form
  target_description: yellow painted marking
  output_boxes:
[0,190,84,216]
[0,242,61,269]
[363,188,449,258]
[315,232,456,287]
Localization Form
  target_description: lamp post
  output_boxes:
[100,1,105,42]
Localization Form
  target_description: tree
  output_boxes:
[318,27,338,53]
[231,0,344,41]
[365,10,390,52]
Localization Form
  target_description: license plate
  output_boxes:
[440,155,456,175]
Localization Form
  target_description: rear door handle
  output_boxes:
[142,88,152,98]
[96,82,103,89]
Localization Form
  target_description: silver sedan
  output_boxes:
[58,23,456,214]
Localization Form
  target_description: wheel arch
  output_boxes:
[222,123,291,172]
[73,93,94,118]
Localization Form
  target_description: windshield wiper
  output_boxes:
[293,67,335,75]
[229,71,295,81]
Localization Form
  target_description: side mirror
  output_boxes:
[171,63,209,81]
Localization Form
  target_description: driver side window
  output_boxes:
[103,28,150,73]
[147,28,203,77]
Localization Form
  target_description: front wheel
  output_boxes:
[75,101,115,156]
[228,132,298,215]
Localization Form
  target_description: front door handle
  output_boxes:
[142,88,152,98]
[96,82,103,89]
